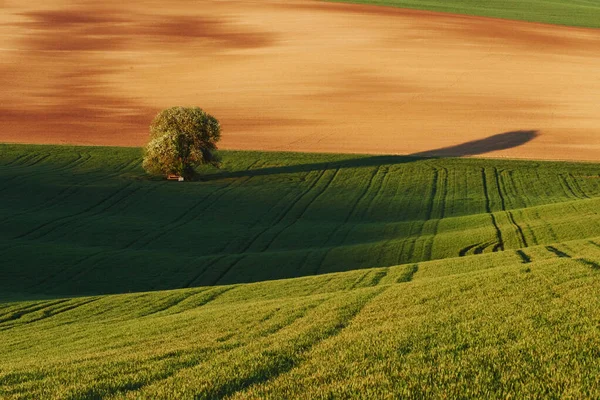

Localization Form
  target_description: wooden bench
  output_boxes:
[167,174,184,181]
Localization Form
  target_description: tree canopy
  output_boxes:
[142,106,221,179]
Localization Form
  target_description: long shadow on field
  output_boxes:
[203,130,538,180]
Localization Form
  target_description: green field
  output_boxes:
[327,0,600,29]
[2,144,600,398]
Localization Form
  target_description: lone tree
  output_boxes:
[143,106,221,180]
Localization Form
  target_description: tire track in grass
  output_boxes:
[334,165,386,241]
[76,292,376,400]
[34,184,144,241]
[546,245,571,258]
[46,180,170,242]
[576,259,600,270]
[308,275,336,295]
[0,152,93,193]
[134,288,231,317]
[532,208,558,242]
[493,167,506,211]
[323,165,390,262]
[559,174,582,200]
[497,169,528,247]
[367,164,408,267]
[13,181,138,240]
[198,169,330,284]
[392,166,432,265]
[26,250,107,292]
[459,243,480,257]
[0,156,139,226]
[482,168,504,252]
[396,264,418,283]
[404,167,440,262]
[474,241,495,254]
[20,153,51,168]
[259,167,340,251]
[55,251,116,290]
[310,165,384,274]
[207,287,387,400]
[368,268,389,286]
[0,297,100,330]
[0,153,29,167]
[507,211,528,247]
[119,159,265,251]
[347,271,371,290]
[256,298,328,338]
[507,169,540,244]
[568,173,591,199]
[403,169,436,262]
[0,153,52,190]
[4,152,44,167]
[184,255,228,288]
[63,350,216,400]
[423,166,448,260]
[216,168,326,255]
[212,168,339,284]
[516,250,532,263]
[374,166,406,267]
[126,174,256,250]
[0,299,70,324]
[163,286,237,315]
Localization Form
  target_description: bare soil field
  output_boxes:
[1,0,600,160]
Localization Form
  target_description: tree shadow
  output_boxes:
[201,130,538,180]
[411,130,538,158]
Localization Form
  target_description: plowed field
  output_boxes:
[2,0,600,160]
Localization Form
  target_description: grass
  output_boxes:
[2,239,600,398]
[1,143,600,398]
[327,0,600,29]
[2,144,600,296]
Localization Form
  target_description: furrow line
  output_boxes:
[348,271,371,290]
[131,176,254,249]
[225,169,327,255]
[255,168,339,255]
[482,168,504,252]
[23,184,143,241]
[568,173,591,199]
[559,174,582,200]
[313,165,389,275]
[217,287,387,399]
[459,243,480,257]
[424,166,448,260]
[396,264,419,283]
[184,255,228,288]
[405,167,439,262]
[312,165,384,272]
[516,249,532,263]
[546,245,571,258]
[507,211,528,247]
[13,181,136,240]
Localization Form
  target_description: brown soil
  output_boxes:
[2,0,600,160]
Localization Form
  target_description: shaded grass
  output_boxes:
[1,237,600,398]
[2,144,600,296]
[2,141,600,397]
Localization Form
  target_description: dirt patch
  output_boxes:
[1,0,600,160]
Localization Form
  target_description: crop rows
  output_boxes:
[1,144,600,296]
[1,236,600,398]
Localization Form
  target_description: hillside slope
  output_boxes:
[2,238,600,398]
[2,145,600,398]
[1,144,600,296]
